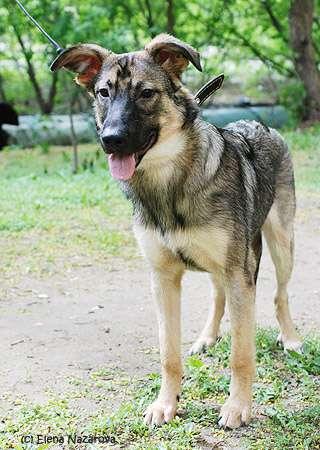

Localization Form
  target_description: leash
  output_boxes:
[15,0,65,54]
[14,0,224,105]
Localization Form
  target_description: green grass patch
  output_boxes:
[1,329,319,449]
[283,125,320,192]
[0,145,136,278]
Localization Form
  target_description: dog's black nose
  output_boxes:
[101,128,128,153]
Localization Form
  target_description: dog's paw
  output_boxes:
[143,399,177,426]
[189,335,218,355]
[218,397,251,429]
[277,333,303,353]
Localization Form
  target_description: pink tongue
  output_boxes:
[108,153,136,180]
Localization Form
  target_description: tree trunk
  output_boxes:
[289,0,320,122]
[46,72,59,114]
[167,0,175,34]
[11,24,58,114]
[0,75,7,102]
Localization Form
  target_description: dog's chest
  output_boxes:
[160,226,229,273]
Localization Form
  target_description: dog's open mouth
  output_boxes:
[108,132,157,181]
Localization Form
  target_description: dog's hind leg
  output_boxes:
[189,275,225,355]
[262,202,302,352]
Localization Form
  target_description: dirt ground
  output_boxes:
[0,194,319,412]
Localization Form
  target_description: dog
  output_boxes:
[52,34,303,429]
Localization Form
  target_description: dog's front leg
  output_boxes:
[218,272,256,429]
[144,268,183,426]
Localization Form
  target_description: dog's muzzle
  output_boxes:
[101,129,158,181]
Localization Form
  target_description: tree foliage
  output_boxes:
[0,0,319,122]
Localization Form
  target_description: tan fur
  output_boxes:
[134,223,229,273]
[134,224,184,425]
[138,132,185,184]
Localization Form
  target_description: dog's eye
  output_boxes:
[141,89,154,99]
[98,88,109,98]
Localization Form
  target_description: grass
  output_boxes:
[0,126,319,448]
[0,144,136,280]
[1,329,319,449]
[284,125,320,192]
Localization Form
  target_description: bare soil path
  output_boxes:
[0,195,319,411]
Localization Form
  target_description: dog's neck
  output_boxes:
[122,118,224,193]
[136,130,187,180]
[119,117,225,231]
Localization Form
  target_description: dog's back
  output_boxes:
[209,120,295,236]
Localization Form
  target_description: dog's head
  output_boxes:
[52,34,202,180]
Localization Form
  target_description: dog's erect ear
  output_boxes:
[145,34,202,77]
[50,44,111,87]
